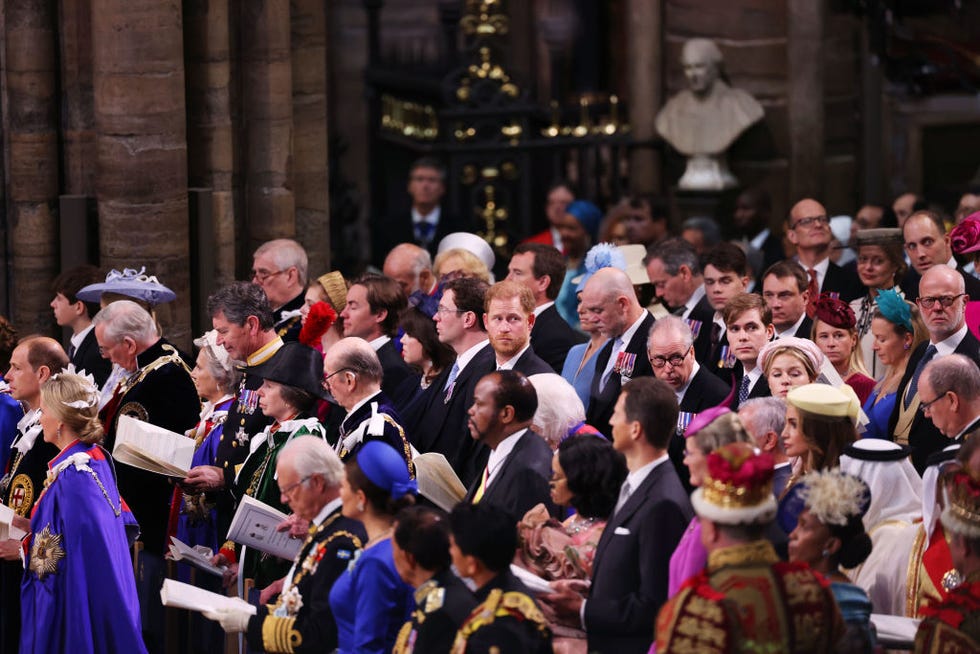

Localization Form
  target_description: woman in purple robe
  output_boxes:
[20,372,146,654]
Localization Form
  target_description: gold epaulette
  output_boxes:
[261,615,302,653]
[379,413,416,479]
[452,588,548,652]
[119,345,195,397]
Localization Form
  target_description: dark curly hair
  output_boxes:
[558,435,628,519]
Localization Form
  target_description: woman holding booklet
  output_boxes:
[20,372,146,653]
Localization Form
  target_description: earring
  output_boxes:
[357,501,365,513]
[904,343,910,350]
[821,548,830,558]
[57,425,62,439]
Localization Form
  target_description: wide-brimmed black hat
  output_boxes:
[245,342,328,399]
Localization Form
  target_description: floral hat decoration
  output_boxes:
[950,211,980,255]
[777,468,871,534]
[691,442,777,525]
[814,293,856,330]
[573,242,627,291]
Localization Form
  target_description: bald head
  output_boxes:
[383,243,434,295]
[580,267,644,339]
[787,198,832,264]
[8,336,68,407]
[918,265,967,342]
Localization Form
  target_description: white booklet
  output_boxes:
[413,452,467,512]
[510,564,554,595]
[0,504,26,542]
[168,536,225,578]
[870,614,920,645]
[227,495,301,561]
[113,415,195,477]
[160,578,257,615]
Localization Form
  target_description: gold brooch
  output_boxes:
[29,525,66,581]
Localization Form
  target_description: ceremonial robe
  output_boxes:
[450,569,552,654]
[393,568,478,654]
[913,573,980,653]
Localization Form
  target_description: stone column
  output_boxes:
[58,0,96,196]
[241,0,295,256]
[626,0,662,194]
[185,0,237,285]
[788,0,825,201]
[4,0,60,333]
[291,0,330,275]
[92,0,192,348]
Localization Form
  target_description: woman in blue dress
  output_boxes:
[21,372,146,654]
[330,441,416,654]
[861,290,926,439]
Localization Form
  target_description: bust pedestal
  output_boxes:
[672,186,741,233]
[677,154,738,191]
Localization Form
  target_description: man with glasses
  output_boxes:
[919,354,980,446]
[252,238,309,342]
[644,238,714,363]
[786,198,863,303]
[408,277,494,486]
[901,209,980,302]
[648,316,730,492]
[889,265,980,472]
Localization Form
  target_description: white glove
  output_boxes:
[203,599,254,633]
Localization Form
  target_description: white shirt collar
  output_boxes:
[682,285,706,318]
[497,344,530,370]
[533,301,554,318]
[411,206,440,225]
[675,361,700,403]
[744,365,764,392]
[749,228,771,252]
[455,339,490,371]
[775,313,808,340]
[486,428,528,486]
[799,256,831,289]
[368,335,391,351]
[933,323,969,357]
[70,324,94,350]
[313,497,343,526]
[343,392,381,424]
[618,311,649,346]
[946,256,959,269]
[625,453,669,490]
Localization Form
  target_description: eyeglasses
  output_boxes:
[279,476,312,497]
[435,305,466,316]
[252,268,286,283]
[791,215,830,229]
[649,349,690,369]
[919,392,950,414]
[916,294,965,309]
[323,367,353,384]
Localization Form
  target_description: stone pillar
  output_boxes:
[58,0,96,196]
[92,0,192,348]
[788,0,825,201]
[241,0,295,256]
[626,0,662,194]
[291,0,330,275]
[185,0,237,285]
[4,0,60,334]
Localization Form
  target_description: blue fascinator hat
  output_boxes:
[77,267,176,306]
[355,441,418,500]
[874,288,913,333]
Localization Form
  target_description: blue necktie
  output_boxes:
[738,375,751,406]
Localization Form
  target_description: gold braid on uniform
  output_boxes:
[450,589,549,653]
[261,617,303,654]
[382,414,416,479]
[118,345,193,395]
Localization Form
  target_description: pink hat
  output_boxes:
[758,337,825,377]
[950,212,980,255]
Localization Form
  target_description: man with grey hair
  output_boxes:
[738,397,791,498]
[919,354,980,445]
[93,299,199,650]
[649,315,730,493]
[383,242,437,296]
[323,337,412,467]
[252,238,309,342]
[203,436,366,650]
[644,238,713,361]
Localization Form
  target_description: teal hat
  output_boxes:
[356,441,417,499]
[566,200,602,241]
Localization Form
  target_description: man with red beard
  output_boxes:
[483,281,551,376]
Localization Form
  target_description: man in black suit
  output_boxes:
[762,260,813,340]
[484,281,552,376]
[340,274,415,405]
[644,238,714,363]
[786,197,864,303]
[917,355,980,458]
[901,210,980,303]
[408,277,494,486]
[734,187,785,276]
[581,267,656,436]
[647,316,730,492]
[373,157,471,265]
[507,243,586,372]
[49,265,112,388]
[724,293,776,409]
[543,377,693,653]
[889,266,980,472]
[252,238,309,342]
[463,370,556,521]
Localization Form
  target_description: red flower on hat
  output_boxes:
[706,443,774,487]
[950,215,980,255]
[814,293,855,330]
[299,301,337,348]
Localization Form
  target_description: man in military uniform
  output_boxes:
[392,506,477,654]
[94,300,200,653]
[325,338,413,468]
[655,442,845,652]
[202,436,365,653]
[914,466,980,652]
[0,337,66,654]
[448,502,552,653]
[252,238,309,342]
[182,282,282,534]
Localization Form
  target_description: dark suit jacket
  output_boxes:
[376,338,417,406]
[902,265,980,304]
[530,305,586,373]
[72,328,112,389]
[772,462,792,500]
[669,367,733,493]
[585,461,693,654]
[793,315,814,339]
[463,429,557,522]
[823,261,866,303]
[407,342,496,487]
[273,292,305,343]
[373,207,472,265]
[506,347,554,377]
[586,312,656,436]
[888,332,980,472]
[730,362,772,410]
[685,294,716,365]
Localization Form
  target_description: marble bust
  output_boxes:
[655,38,764,191]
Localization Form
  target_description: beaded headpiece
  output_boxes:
[691,442,776,525]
